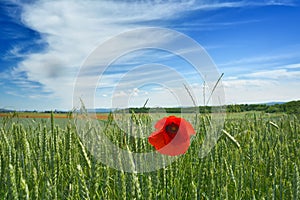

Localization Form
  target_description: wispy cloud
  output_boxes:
[223,79,300,104]
[2,0,203,108]
[2,0,299,109]
[192,0,296,10]
[223,61,300,103]
[281,63,300,69]
[246,68,300,80]
[219,53,300,67]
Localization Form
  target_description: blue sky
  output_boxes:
[1,0,300,111]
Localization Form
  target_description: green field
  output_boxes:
[0,112,299,199]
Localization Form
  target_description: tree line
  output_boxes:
[128,100,300,114]
[226,100,300,114]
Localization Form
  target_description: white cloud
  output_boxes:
[224,79,300,104]
[101,85,202,108]
[9,0,194,108]
[4,0,298,109]
[247,69,300,80]
[223,62,300,104]
[223,79,277,88]
[192,0,296,10]
[281,63,300,69]
[219,53,300,67]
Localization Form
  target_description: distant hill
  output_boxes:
[81,108,114,113]
[94,108,114,113]
[0,108,14,113]
[264,101,286,105]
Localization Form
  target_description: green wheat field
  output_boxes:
[0,111,299,199]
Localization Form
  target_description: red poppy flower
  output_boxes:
[148,116,196,156]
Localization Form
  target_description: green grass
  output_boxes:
[0,112,299,199]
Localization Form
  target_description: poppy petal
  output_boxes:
[181,118,196,136]
[170,128,189,145]
[148,131,166,150]
[162,131,174,144]
[154,117,167,130]
[166,116,181,127]
[157,138,190,156]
